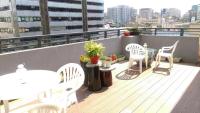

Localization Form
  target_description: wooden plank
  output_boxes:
[112,65,184,113]
[145,66,196,113]
[157,67,200,113]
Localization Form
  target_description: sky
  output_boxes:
[104,0,200,15]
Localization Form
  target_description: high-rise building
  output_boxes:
[139,8,153,20]
[167,8,181,19]
[107,5,137,27]
[189,4,200,22]
[0,0,104,38]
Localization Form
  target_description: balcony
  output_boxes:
[0,28,200,113]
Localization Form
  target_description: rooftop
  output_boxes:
[0,28,200,113]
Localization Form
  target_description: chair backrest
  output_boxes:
[13,103,62,113]
[125,43,145,56]
[57,63,85,91]
[171,40,179,54]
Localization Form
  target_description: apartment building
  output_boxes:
[107,5,137,27]
[0,0,104,38]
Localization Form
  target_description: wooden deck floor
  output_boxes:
[1,62,200,113]
[67,62,200,113]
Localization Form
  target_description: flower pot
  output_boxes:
[123,31,130,36]
[90,56,99,64]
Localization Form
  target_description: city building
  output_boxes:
[189,4,200,22]
[167,8,181,19]
[0,0,104,38]
[139,8,153,20]
[107,5,137,27]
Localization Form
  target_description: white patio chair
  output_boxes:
[155,40,179,69]
[10,103,62,113]
[125,43,147,73]
[56,63,85,104]
[40,63,84,113]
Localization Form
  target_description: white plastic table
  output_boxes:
[0,70,59,113]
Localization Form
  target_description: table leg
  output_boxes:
[3,100,9,113]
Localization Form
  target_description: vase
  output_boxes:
[90,56,99,64]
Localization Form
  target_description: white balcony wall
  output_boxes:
[16,0,39,6]
[88,13,104,17]
[0,22,12,28]
[0,11,12,17]
[0,34,14,38]
[17,11,40,16]
[18,22,41,27]
[49,12,82,17]
[0,0,10,7]
[48,2,81,9]
[50,21,83,26]
[87,0,104,3]
[87,5,104,10]
[88,20,103,25]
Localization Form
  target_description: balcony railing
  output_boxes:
[0,28,199,54]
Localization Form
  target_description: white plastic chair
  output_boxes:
[10,103,62,113]
[56,63,85,104]
[40,63,84,113]
[155,40,179,69]
[126,43,147,73]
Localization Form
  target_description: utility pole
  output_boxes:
[39,0,50,35]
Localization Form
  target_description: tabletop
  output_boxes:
[0,70,59,100]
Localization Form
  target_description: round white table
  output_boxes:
[0,70,59,113]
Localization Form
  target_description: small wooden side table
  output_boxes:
[86,63,101,91]
[99,66,115,87]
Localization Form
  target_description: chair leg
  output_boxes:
[155,55,159,67]
[171,56,174,68]
[128,58,134,69]
[158,55,161,65]
[139,60,142,73]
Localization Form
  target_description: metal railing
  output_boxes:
[0,27,200,54]
[0,28,124,53]
[139,28,200,36]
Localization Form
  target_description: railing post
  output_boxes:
[85,32,90,41]
[180,28,184,36]
[0,39,2,53]
[66,34,70,44]
[37,37,42,48]
[154,28,157,35]
[117,29,120,36]
[104,31,107,38]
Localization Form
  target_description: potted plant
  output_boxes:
[123,30,130,36]
[127,28,140,35]
[84,40,105,64]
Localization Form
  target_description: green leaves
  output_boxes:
[84,40,105,57]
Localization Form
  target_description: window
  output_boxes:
[0,6,10,11]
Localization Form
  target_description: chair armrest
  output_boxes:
[161,46,173,52]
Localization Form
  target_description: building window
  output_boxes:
[88,24,103,28]
[88,17,103,21]
[87,10,103,13]
[18,16,41,22]
[66,25,83,29]
[0,17,11,22]
[87,2,103,6]
[0,6,10,11]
